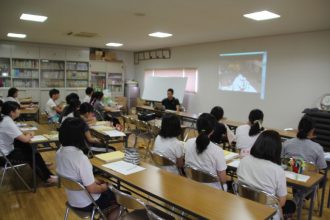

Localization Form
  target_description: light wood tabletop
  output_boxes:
[20,107,39,114]
[91,158,276,220]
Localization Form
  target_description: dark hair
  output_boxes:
[59,117,87,151]
[210,106,224,121]
[159,114,181,138]
[196,113,217,154]
[0,101,20,122]
[7,87,18,97]
[90,91,104,105]
[80,102,94,115]
[85,87,94,95]
[65,93,80,104]
[297,116,315,139]
[167,88,174,94]
[63,99,81,117]
[49,89,60,98]
[248,109,264,136]
[250,130,282,165]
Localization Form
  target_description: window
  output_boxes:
[145,68,198,93]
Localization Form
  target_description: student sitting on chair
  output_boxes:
[153,114,184,175]
[282,116,327,170]
[56,117,119,219]
[60,98,81,123]
[45,89,63,123]
[4,87,30,109]
[237,130,296,220]
[90,91,121,128]
[80,102,97,126]
[83,87,94,103]
[0,101,57,184]
[161,88,180,111]
[184,113,227,190]
[236,109,264,157]
[210,106,235,145]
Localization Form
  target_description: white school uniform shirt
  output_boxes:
[56,146,100,208]
[61,112,74,123]
[184,138,227,190]
[0,116,23,156]
[4,97,20,105]
[83,95,91,103]
[235,124,260,156]
[153,136,184,174]
[237,155,287,220]
[45,98,58,118]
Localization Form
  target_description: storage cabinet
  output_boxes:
[66,48,89,61]
[12,58,39,88]
[0,44,11,57]
[40,47,66,60]
[40,60,65,88]
[0,58,11,88]
[66,61,89,88]
[11,45,39,59]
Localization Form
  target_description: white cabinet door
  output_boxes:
[40,47,66,60]
[66,48,89,61]
[0,44,12,58]
[40,90,50,112]
[90,60,107,72]
[12,45,39,59]
[107,62,123,73]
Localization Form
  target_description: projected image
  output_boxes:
[218,52,267,99]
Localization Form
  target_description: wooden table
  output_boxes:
[91,158,276,220]
[23,121,58,192]
[20,107,39,122]
[226,160,324,220]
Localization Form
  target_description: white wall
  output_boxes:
[134,30,330,129]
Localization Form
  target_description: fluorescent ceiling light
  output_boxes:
[106,42,123,47]
[20,13,48,22]
[243,10,280,21]
[7,33,26,38]
[149,32,172,38]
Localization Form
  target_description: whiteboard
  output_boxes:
[142,77,187,102]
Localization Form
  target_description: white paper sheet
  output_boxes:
[31,135,48,142]
[225,152,239,161]
[20,127,38,131]
[103,130,126,137]
[324,152,330,161]
[284,171,310,182]
[102,161,145,175]
[227,160,241,168]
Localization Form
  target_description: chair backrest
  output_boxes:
[109,185,146,210]
[233,181,279,206]
[149,151,176,167]
[184,165,219,183]
[135,119,150,132]
[146,208,166,220]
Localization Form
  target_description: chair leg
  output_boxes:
[64,207,70,220]
[0,163,8,186]
[90,208,95,220]
[10,163,32,191]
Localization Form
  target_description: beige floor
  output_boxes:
[0,135,329,220]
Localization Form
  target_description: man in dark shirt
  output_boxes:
[161,88,180,111]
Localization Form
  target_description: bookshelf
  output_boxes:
[66,61,89,88]
[91,72,106,90]
[107,72,124,96]
[12,58,39,88]
[40,60,65,88]
[0,58,11,88]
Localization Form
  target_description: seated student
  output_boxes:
[56,118,119,219]
[80,102,97,126]
[61,99,81,123]
[236,109,264,157]
[4,87,20,104]
[237,130,296,220]
[0,101,57,184]
[83,87,94,103]
[161,88,180,111]
[90,91,121,127]
[210,106,235,144]
[282,116,327,169]
[45,89,62,123]
[184,113,227,190]
[153,114,184,174]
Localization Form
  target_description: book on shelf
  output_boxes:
[12,59,39,69]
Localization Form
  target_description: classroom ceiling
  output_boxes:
[0,0,329,51]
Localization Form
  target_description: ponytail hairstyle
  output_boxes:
[210,106,224,121]
[248,109,264,136]
[196,113,217,154]
[297,116,315,139]
[65,93,79,104]
[59,117,87,151]
[0,101,20,122]
[90,91,104,106]
[63,98,81,117]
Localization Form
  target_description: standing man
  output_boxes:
[161,88,180,111]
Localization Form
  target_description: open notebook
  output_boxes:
[223,150,239,161]
[95,151,125,163]
[102,161,145,175]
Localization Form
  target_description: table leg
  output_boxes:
[308,187,316,220]
[295,190,303,220]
